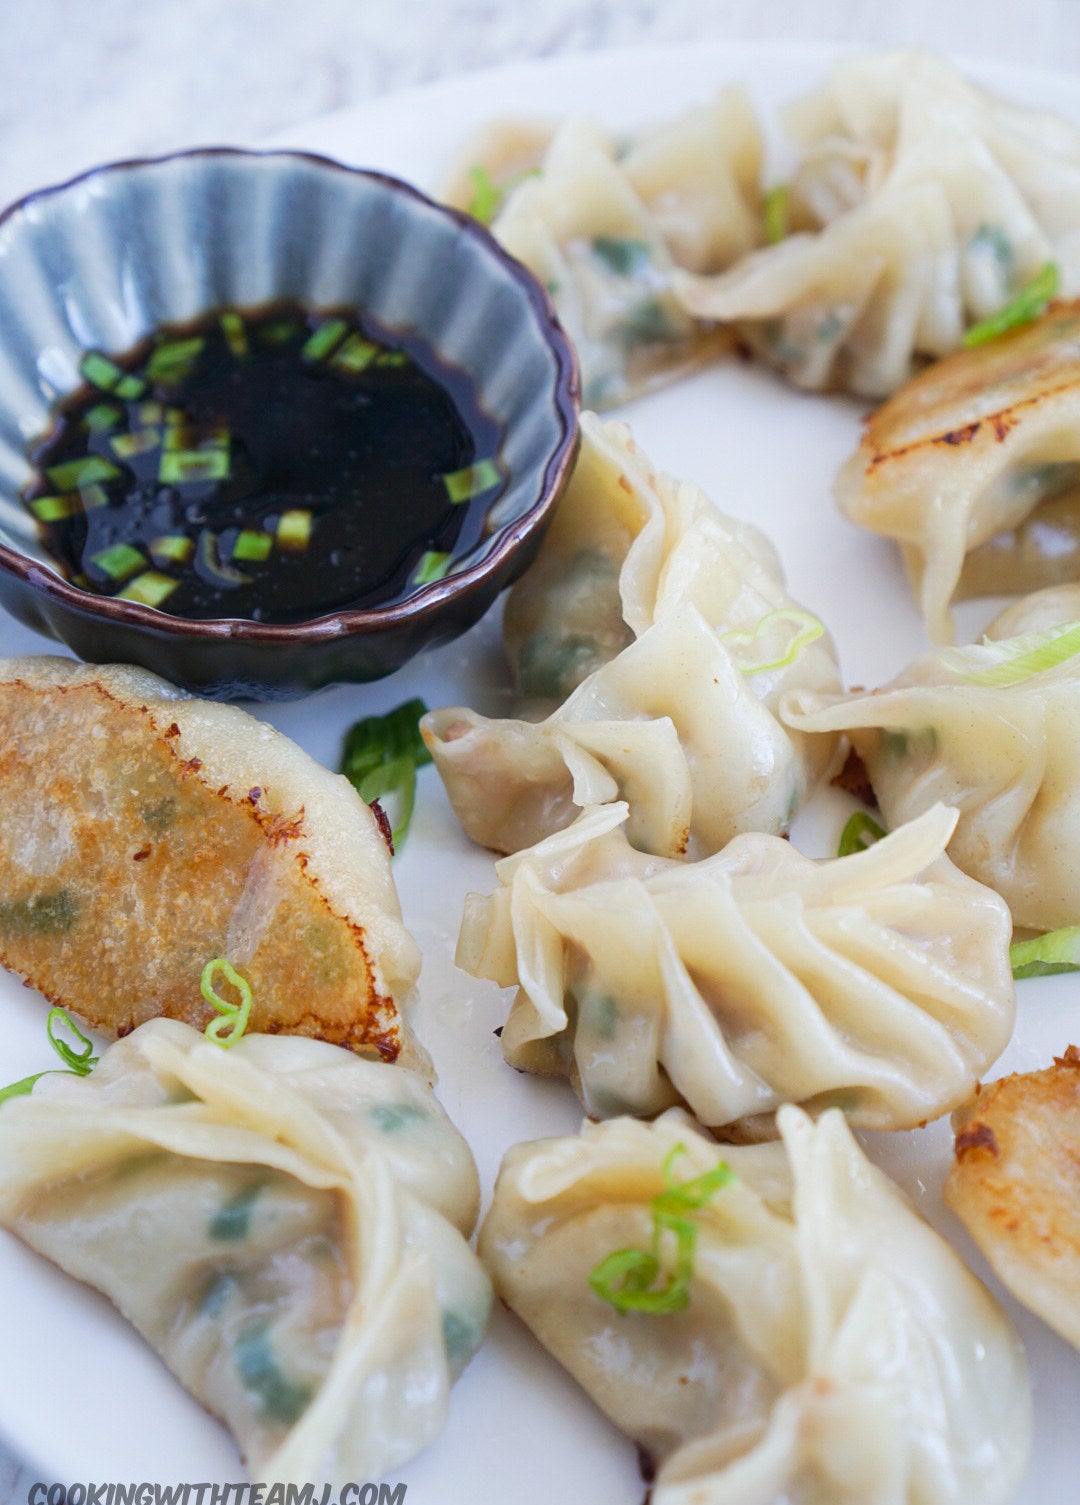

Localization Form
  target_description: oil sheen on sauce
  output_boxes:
[24,301,505,622]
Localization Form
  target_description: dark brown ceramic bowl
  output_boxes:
[0,148,579,699]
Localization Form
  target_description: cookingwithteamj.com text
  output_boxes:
[28,1485,405,1505]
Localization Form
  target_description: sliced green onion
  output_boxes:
[220,311,248,359]
[259,320,300,345]
[442,458,502,503]
[46,455,120,491]
[1010,926,1080,979]
[375,349,409,367]
[331,334,379,373]
[719,609,824,675]
[592,235,651,277]
[0,1007,99,1107]
[90,542,145,583]
[79,351,146,400]
[110,428,160,459]
[413,550,451,585]
[159,450,230,485]
[80,483,110,511]
[838,811,886,857]
[301,318,348,363]
[963,261,1059,347]
[276,509,312,552]
[232,529,274,562]
[466,164,503,225]
[941,618,1080,687]
[146,337,205,384]
[150,533,194,566]
[589,1144,733,1315]
[340,697,433,849]
[135,401,165,426]
[201,958,253,1048]
[763,183,790,245]
[117,570,179,607]
[197,529,249,587]
[29,494,79,523]
[84,402,121,434]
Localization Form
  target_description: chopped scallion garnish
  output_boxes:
[232,529,274,562]
[80,484,110,510]
[466,165,503,225]
[1010,926,1080,979]
[84,402,121,433]
[340,698,433,849]
[941,618,1080,686]
[375,349,409,367]
[276,509,312,552]
[838,811,886,857]
[0,1007,99,1108]
[201,958,253,1048]
[763,184,790,245]
[963,261,1059,347]
[220,311,248,359]
[719,609,824,675]
[149,534,194,566]
[301,319,348,363]
[117,570,179,607]
[29,494,79,523]
[111,428,160,459]
[135,401,165,426]
[79,351,146,400]
[90,542,145,583]
[588,1144,733,1315]
[46,455,120,491]
[331,334,379,373]
[413,550,450,585]
[443,458,502,503]
[159,450,230,485]
[146,337,205,384]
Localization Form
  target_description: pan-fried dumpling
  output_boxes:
[0,656,422,1063]
[835,300,1080,643]
[443,92,762,407]
[456,800,1015,1133]
[782,584,1080,930]
[479,1105,1032,1505]
[0,1018,491,1483]
[423,415,840,860]
[946,1047,1080,1352]
[675,50,1080,397]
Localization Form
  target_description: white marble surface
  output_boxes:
[0,0,1079,1497]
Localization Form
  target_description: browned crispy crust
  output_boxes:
[0,677,402,1059]
[945,1047,1080,1349]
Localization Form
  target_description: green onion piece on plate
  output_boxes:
[29,494,80,523]
[838,810,886,857]
[201,958,253,1048]
[46,455,120,491]
[763,183,790,245]
[0,1007,99,1108]
[276,509,312,552]
[301,318,348,363]
[232,529,274,563]
[589,1144,733,1315]
[340,698,433,849]
[963,261,1059,348]
[91,542,146,583]
[413,550,451,585]
[442,457,502,503]
[719,608,824,676]
[940,618,1080,687]
[1010,926,1080,979]
[117,571,179,608]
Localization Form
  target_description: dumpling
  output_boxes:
[835,300,1080,643]
[0,656,422,1063]
[946,1047,1080,1351]
[782,583,1080,930]
[479,1105,1032,1505]
[675,50,1080,397]
[443,92,763,407]
[422,415,840,860]
[0,1018,491,1483]
[456,800,1015,1133]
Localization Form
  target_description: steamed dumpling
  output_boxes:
[0,1019,491,1483]
[480,1105,1032,1505]
[456,800,1015,1134]
[443,92,763,407]
[675,50,1080,397]
[834,300,1080,643]
[423,415,840,860]
[782,583,1080,930]
[0,656,422,1063]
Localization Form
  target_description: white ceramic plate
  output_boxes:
[0,38,1077,1504]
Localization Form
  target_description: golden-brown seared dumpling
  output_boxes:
[0,656,422,1063]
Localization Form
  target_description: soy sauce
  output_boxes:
[24,301,505,622]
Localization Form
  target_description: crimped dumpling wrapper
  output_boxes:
[480,1105,1031,1505]
[457,800,1015,1134]
[0,1020,491,1483]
